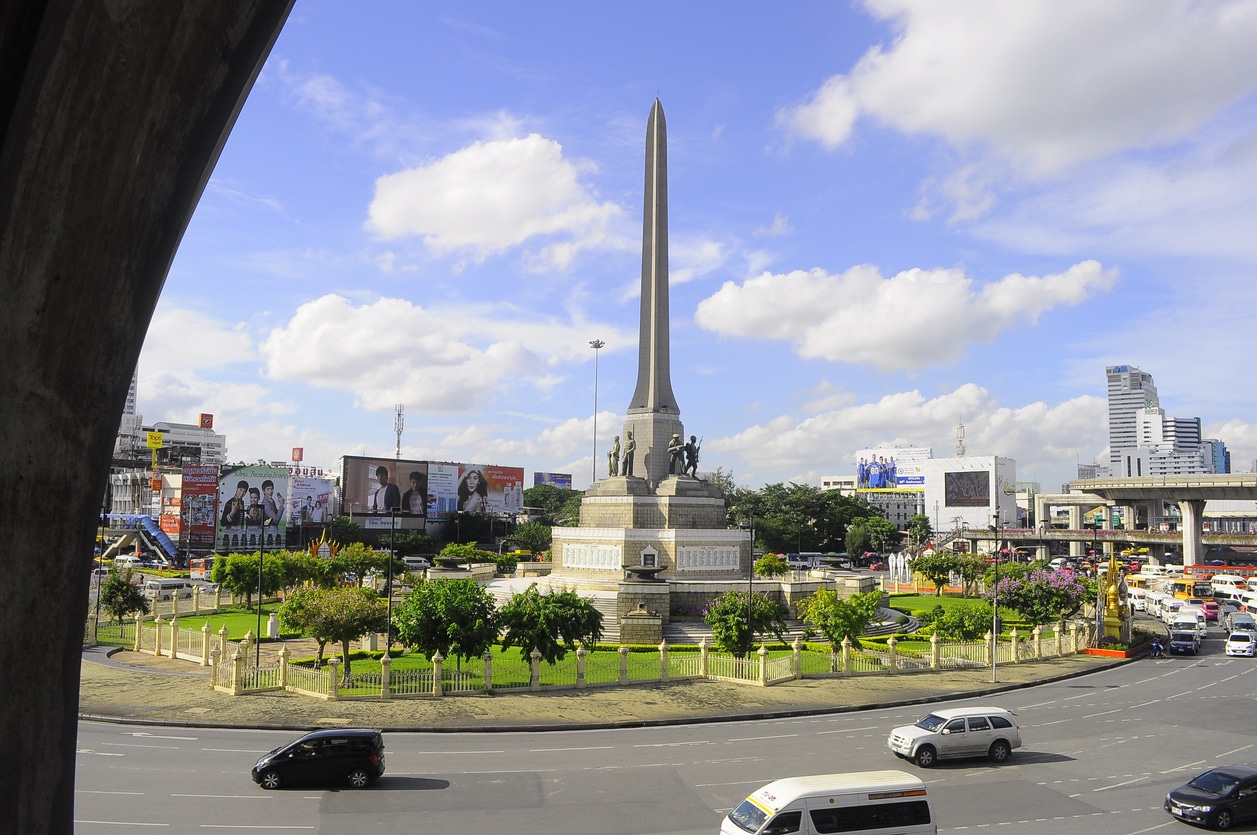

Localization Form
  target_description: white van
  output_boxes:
[722,770,935,835]
[1238,591,1257,613]
[112,555,143,570]
[1127,588,1147,612]
[1161,599,1185,624]
[1145,591,1173,620]
[1139,564,1170,579]
[1210,574,1247,599]
[144,578,194,601]
[1171,612,1207,640]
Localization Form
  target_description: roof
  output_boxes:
[751,770,924,812]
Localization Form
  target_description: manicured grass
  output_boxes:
[146,607,302,641]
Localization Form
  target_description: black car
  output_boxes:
[252,729,385,790]
[1165,766,1257,830]
[1168,630,1200,656]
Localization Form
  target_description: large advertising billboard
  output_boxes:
[534,472,573,489]
[454,464,525,514]
[180,465,219,547]
[289,476,334,525]
[855,447,930,489]
[341,456,430,516]
[945,470,990,507]
[217,465,289,551]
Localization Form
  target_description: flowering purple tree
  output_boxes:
[987,568,1086,626]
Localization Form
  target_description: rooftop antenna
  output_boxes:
[955,416,966,457]
[394,403,404,460]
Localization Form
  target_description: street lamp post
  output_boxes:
[255,550,263,667]
[589,339,605,486]
[990,510,1001,684]
[385,508,396,658]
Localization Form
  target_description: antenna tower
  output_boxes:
[394,403,404,460]
[955,418,966,457]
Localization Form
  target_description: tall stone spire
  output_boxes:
[628,98,678,415]
[623,99,683,488]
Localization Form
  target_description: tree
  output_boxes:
[989,568,1087,626]
[863,516,902,554]
[279,586,388,685]
[928,600,993,639]
[99,568,149,624]
[329,541,388,588]
[497,584,603,664]
[954,553,989,598]
[328,515,364,544]
[910,552,960,596]
[704,589,788,658]
[907,514,932,547]
[754,553,789,578]
[511,521,552,556]
[277,589,330,667]
[845,519,871,557]
[522,484,582,526]
[211,551,285,609]
[729,482,882,553]
[391,578,498,671]
[799,589,882,664]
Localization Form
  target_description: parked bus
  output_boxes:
[189,556,215,580]
[1170,577,1213,600]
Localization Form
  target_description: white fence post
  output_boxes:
[327,658,340,700]
[757,645,768,685]
[1010,628,1020,664]
[200,622,211,666]
[930,633,940,670]
[1033,626,1043,660]
[841,637,852,675]
[985,631,994,668]
[659,640,669,683]
[278,645,290,688]
[483,651,493,690]
[153,615,163,657]
[576,645,586,689]
[886,636,898,673]
[699,637,709,677]
[1056,619,1065,656]
[618,646,629,684]
[431,652,443,697]
[792,638,802,679]
[380,653,391,699]
[133,613,143,652]
[209,647,220,689]
[530,649,542,692]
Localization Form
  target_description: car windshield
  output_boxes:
[727,800,769,834]
[1171,632,1196,641]
[1230,633,1255,642]
[1188,771,1243,796]
[915,713,947,731]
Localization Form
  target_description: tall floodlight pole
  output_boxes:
[386,507,396,658]
[589,339,605,485]
[991,509,1001,684]
[256,551,263,667]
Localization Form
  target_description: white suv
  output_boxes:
[888,706,1022,768]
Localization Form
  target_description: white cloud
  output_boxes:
[753,212,793,238]
[364,134,622,266]
[694,260,1116,370]
[711,386,1107,490]
[259,294,635,414]
[780,0,1257,176]
[141,308,255,376]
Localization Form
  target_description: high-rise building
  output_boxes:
[1106,365,1158,471]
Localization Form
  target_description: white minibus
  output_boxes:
[144,578,194,601]
[722,770,936,835]
[1145,591,1173,620]
[1127,588,1147,612]
[1212,574,1248,599]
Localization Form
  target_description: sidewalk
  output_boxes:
[80,645,1125,732]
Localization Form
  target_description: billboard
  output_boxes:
[428,462,460,517]
[945,470,990,507]
[180,465,219,547]
[289,476,334,525]
[217,465,289,552]
[341,456,430,516]
[455,464,525,514]
[855,447,930,488]
[534,472,573,489]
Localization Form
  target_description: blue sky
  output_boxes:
[141,0,1257,492]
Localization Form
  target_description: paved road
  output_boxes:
[75,622,1257,834]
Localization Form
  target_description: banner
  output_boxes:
[457,464,525,515]
[216,465,289,551]
[428,462,460,518]
[289,476,334,525]
[341,456,429,517]
[180,465,219,547]
[533,472,573,489]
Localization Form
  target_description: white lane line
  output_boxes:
[1083,708,1123,718]
[1094,776,1148,792]
[529,746,614,752]
[1016,700,1057,709]
[74,821,167,828]
[171,794,269,800]
[75,790,144,796]
[695,779,770,788]
[199,826,314,830]
[123,732,198,741]
[1160,759,1208,774]
[818,725,879,733]
[101,743,181,751]
[727,734,799,742]
[412,750,505,755]
[633,741,710,748]
[1165,690,1194,700]
[1216,744,1254,758]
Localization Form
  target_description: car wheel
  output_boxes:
[259,771,281,790]
[914,746,936,768]
[1212,807,1233,830]
[347,768,371,789]
[988,740,1011,763]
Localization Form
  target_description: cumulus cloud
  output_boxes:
[141,307,255,376]
[694,260,1116,370]
[779,0,1257,176]
[711,386,1107,489]
[259,294,634,413]
[364,134,622,267]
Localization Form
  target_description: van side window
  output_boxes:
[944,719,966,733]
[762,811,801,835]
[968,717,990,732]
[810,801,931,833]
[989,716,1013,730]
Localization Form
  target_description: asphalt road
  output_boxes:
[76,620,1254,835]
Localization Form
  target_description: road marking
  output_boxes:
[632,741,710,748]
[1094,776,1147,792]
[199,827,314,830]
[1016,699,1056,709]
[74,821,167,827]
[1165,690,1194,700]
[412,750,504,755]
[123,732,198,741]
[1216,744,1253,758]
[727,734,798,742]
[1083,708,1123,718]
[172,794,269,800]
[1161,759,1208,774]
[529,746,614,752]
[695,779,769,787]
[76,790,144,796]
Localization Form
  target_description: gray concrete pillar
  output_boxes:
[1177,499,1207,567]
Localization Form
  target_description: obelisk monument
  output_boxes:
[623,98,684,488]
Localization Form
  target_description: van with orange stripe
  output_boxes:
[722,770,936,835]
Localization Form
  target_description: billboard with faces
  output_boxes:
[288,476,335,525]
[455,464,525,514]
[340,456,430,516]
[216,465,289,552]
[180,464,220,547]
